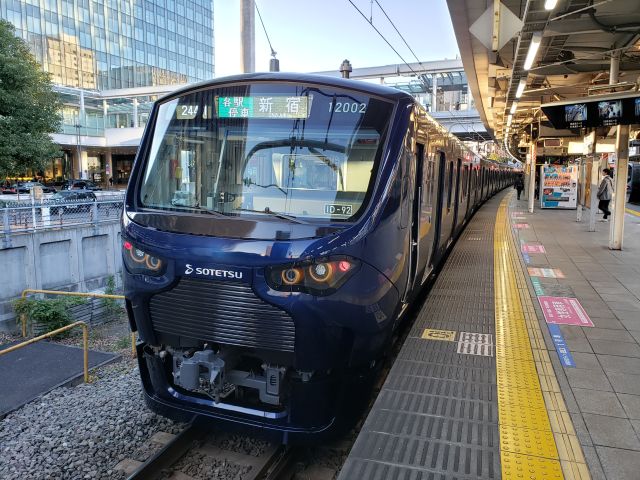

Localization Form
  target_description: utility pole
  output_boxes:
[240,0,255,73]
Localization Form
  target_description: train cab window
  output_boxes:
[138,83,394,224]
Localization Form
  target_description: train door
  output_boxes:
[407,143,425,291]
[451,158,462,237]
[430,151,446,266]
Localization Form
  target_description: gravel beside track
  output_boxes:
[0,364,185,480]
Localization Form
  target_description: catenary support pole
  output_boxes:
[609,125,629,249]
[240,0,255,73]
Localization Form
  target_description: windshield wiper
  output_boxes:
[162,204,225,217]
[233,207,308,224]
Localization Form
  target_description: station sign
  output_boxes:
[541,91,640,129]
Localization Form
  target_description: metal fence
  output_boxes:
[1,196,124,235]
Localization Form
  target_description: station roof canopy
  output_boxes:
[447,0,640,142]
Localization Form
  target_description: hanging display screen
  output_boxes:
[542,93,640,129]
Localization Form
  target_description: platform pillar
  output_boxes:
[527,142,536,213]
[609,125,629,250]
[588,158,600,232]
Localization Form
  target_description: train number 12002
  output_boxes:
[328,102,366,114]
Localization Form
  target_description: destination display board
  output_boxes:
[216,96,309,119]
[540,164,578,209]
[541,92,640,129]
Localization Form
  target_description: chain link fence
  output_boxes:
[1,196,124,235]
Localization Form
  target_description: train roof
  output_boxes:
[159,72,512,170]
[159,72,415,103]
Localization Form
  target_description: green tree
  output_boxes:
[0,19,61,178]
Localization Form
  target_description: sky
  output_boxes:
[213,0,460,77]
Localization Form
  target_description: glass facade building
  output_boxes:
[1,0,214,90]
[1,0,215,185]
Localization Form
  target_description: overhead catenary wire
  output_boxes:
[346,0,421,78]
[255,1,277,58]
[373,0,426,70]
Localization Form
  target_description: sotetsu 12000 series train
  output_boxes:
[122,73,513,442]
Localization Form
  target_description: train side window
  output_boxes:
[463,165,470,199]
[425,152,435,208]
[474,168,478,194]
[447,161,454,209]
[456,159,462,204]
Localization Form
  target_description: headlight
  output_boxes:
[266,256,359,295]
[122,240,165,276]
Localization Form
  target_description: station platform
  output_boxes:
[338,191,640,480]
[0,341,118,417]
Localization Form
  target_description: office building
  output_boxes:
[1,0,214,185]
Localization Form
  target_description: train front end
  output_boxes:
[122,74,408,441]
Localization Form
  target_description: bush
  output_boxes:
[115,335,131,350]
[14,296,87,336]
[101,275,124,317]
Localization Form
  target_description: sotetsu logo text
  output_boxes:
[184,264,243,280]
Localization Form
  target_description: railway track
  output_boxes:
[120,417,297,480]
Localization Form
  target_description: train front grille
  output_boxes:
[148,278,295,352]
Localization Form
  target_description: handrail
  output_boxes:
[18,289,136,358]
[0,321,90,383]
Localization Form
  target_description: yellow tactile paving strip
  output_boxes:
[626,207,640,218]
[494,195,591,480]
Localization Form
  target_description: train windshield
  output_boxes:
[139,82,393,223]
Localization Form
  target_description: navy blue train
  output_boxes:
[123,73,513,442]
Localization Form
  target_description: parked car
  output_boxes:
[3,181,56,194]
[23,181,56,194]
[5,182,29,194]
[47,190,97,215]
[61,179,102,191]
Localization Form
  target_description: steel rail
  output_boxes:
[250,445,296,480]
[126,418,208,480]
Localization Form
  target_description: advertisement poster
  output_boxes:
[540,165,579,209]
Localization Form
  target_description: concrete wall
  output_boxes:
[0,221,122,332]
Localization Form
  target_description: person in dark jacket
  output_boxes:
[514,174,525,200]
[597,168,614,221]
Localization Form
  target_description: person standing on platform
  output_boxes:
[514,174,525,200]
[597,168,614,221]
